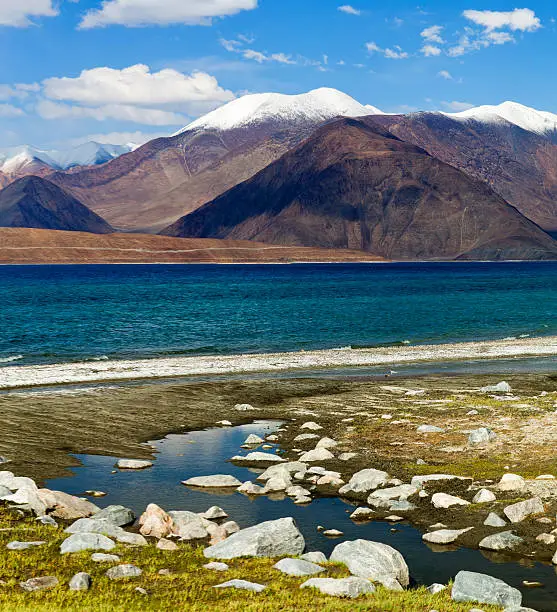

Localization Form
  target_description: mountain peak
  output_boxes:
[177,87,383,134]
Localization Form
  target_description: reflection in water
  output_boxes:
[46,421,557,611]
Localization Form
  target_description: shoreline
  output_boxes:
[1,335,556,390]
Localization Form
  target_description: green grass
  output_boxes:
[0,509,503,612]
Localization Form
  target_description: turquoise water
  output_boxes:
[0,262,555,367]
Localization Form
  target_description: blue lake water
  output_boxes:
[0,262,555,367]
[46,421,557,611]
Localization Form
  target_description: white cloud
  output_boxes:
[486,31,514,45]
[0,103,25,117]
[271,53,295,65]
[367,42,409,59]
[242,49,268,63]
[79,0,257,29]
[219,38,300,66]
[421,25,445,44]
[338,5,360,16]
[37,100,187,125]
[421,44,441,57]
[43,65,234,108]
[442,101,474,112]
[438,70,453,80]
[463,8,541,32]
[0,83,41,100]
[0,0,57,27]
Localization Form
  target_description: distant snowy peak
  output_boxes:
[445,101,557,137]
[178,88,383,134]
[0,142,133,175]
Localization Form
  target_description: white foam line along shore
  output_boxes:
[0,336,556,390]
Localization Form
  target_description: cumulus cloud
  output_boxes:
[79,0,257,29]
[0,0,57,27]
[438,70,454,80]
[366,42,409,59]
[421,25,445,44]
[421,44,441,57]
[219,38,299,66]
[0,84,39,100]
[463,8,541,32]
[338,5,360,16]
[0,103,25,117]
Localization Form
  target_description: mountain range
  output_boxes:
[1,88,556,261]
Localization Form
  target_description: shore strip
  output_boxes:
[1,336,556,390]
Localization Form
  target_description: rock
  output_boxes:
[139,503,173,538]
[417,425,445,433]
[69,572,91,591]
[410,474,471,489]
[203,561,229,571]
[388,500,417,512]
[350,507,375,521]
[293,433,321,442]
[216,420,232,426]
[20,576,59,592]
[316,437,338,449]
[135,587,149,595]
[183,475,242,488]
[504,498,544,523]
[257,462,307,481]
[237,481,264,495]
[552,550,557,565]
[96,505,135,527]
[301,577,375,598]
[431,493,470,509]
[339,453,358,461]
[222,521,240,536]
[36,515,58,527]
[38,489,100,520]
[213,579,266,592]
[338,469,390,496]
[206,523,228,545]
[106,564,143,580]
[85,490,106,498]
[91,553,120,562]
[479,531,524,551]
[323,529,344,537]
[498,474,526,492]
[116,459,152,470]
[300,422,323,431]
[243,434,264,445]
[480,382,512,393]
[473,489,496,503]
[467,410,479,416]
[234,404,257,411]
[201,506,228,520]
[301,551,328,563]
[469,428,497,445]
[368,485,418,505]
[0,485,12,497]
[535,533,555,545]
[7,541,45,550]
[423,528,473,545]
[61,533,115,554]
[484,513,507,527]
[66,517,146,546]
[3,487,47,516]
[428,583,447,595]
[0,471,15,488]
[266,435,279,442]
[294,496,312,504]
[536,474,555,480]
[452,570,522,607]
[262,475,292,493]
[169,511,210,541]
[157,538,178,551]
[273,558,324,576]
[384,515,404,522]
[286,485,311,498]
[298,448,334,463]
[230,452,286,465]
[11,476,37,491]
[329,539,409,590]
[316,474,344,487]
[204,517,304,559]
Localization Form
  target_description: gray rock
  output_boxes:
[95,505,135,527]
[411,474,471,489]
[36,515,58,527]
[169,511,210,541]
[201,506,228,520]
[273,558,324,576]
[203,562,229,571]
[243,434,264,445]
[301,577,375,598]
[257,462,307,481]
[230,452,286,465]
[350,507,375,521]
[60,533,115,554]
[388,500,417,512]
[428,583,447,595]
[91,553,120,562]
[300,422,323,431]
[504,498,544,523]
[298,448,334,463]
[214,579,266,592]
[329,539,409,590]
[116,459,152,470]
[417,425,445,433]
[431,493,470,508]
[339,452,358,461]
[469,428,497,445]
[37,489,100,520]
[237,481,264,495]
[423,528,473,545]
[0,485,12,497]
[300,551,328,564]
[338,469,389,496]
[479,531,524,551]
[315,437,338,449]
[498,474,526,492]
[473,489,496,504]
[3,487,47,516]
[480,381,512,393]
[65,517,147,546]
[182,475,242,488]
[452,570,522,607]
[157,538,178,551]
[69,572,91,591]
[293,433,321,442]
[222,521,240,536]
[7,540,45,550]
[204,517,304,559]
[20,576,59,592]
[484,512,507,527]
[368,484,418,503]
[105,564,143,580]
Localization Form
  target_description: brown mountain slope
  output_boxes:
[0,176,113,234]
[50,122,318,233]
[0,228,384,265]
[374,112,557,232]
[163,118,557,261]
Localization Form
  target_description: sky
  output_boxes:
[0,1,555,150]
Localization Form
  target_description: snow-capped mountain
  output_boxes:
[445,101,557,137]
[177,87,383,134]
[0,142,133,176]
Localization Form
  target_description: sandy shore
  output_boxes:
[1,335,555,390]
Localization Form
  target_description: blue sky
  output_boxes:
[0,1,555,149]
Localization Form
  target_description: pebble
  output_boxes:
[213,579,266,592]
[105,565,143,580]
[203,562,229,571]
[20,576,59,592]
[69,572,92,591]
[322,529,344,537]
